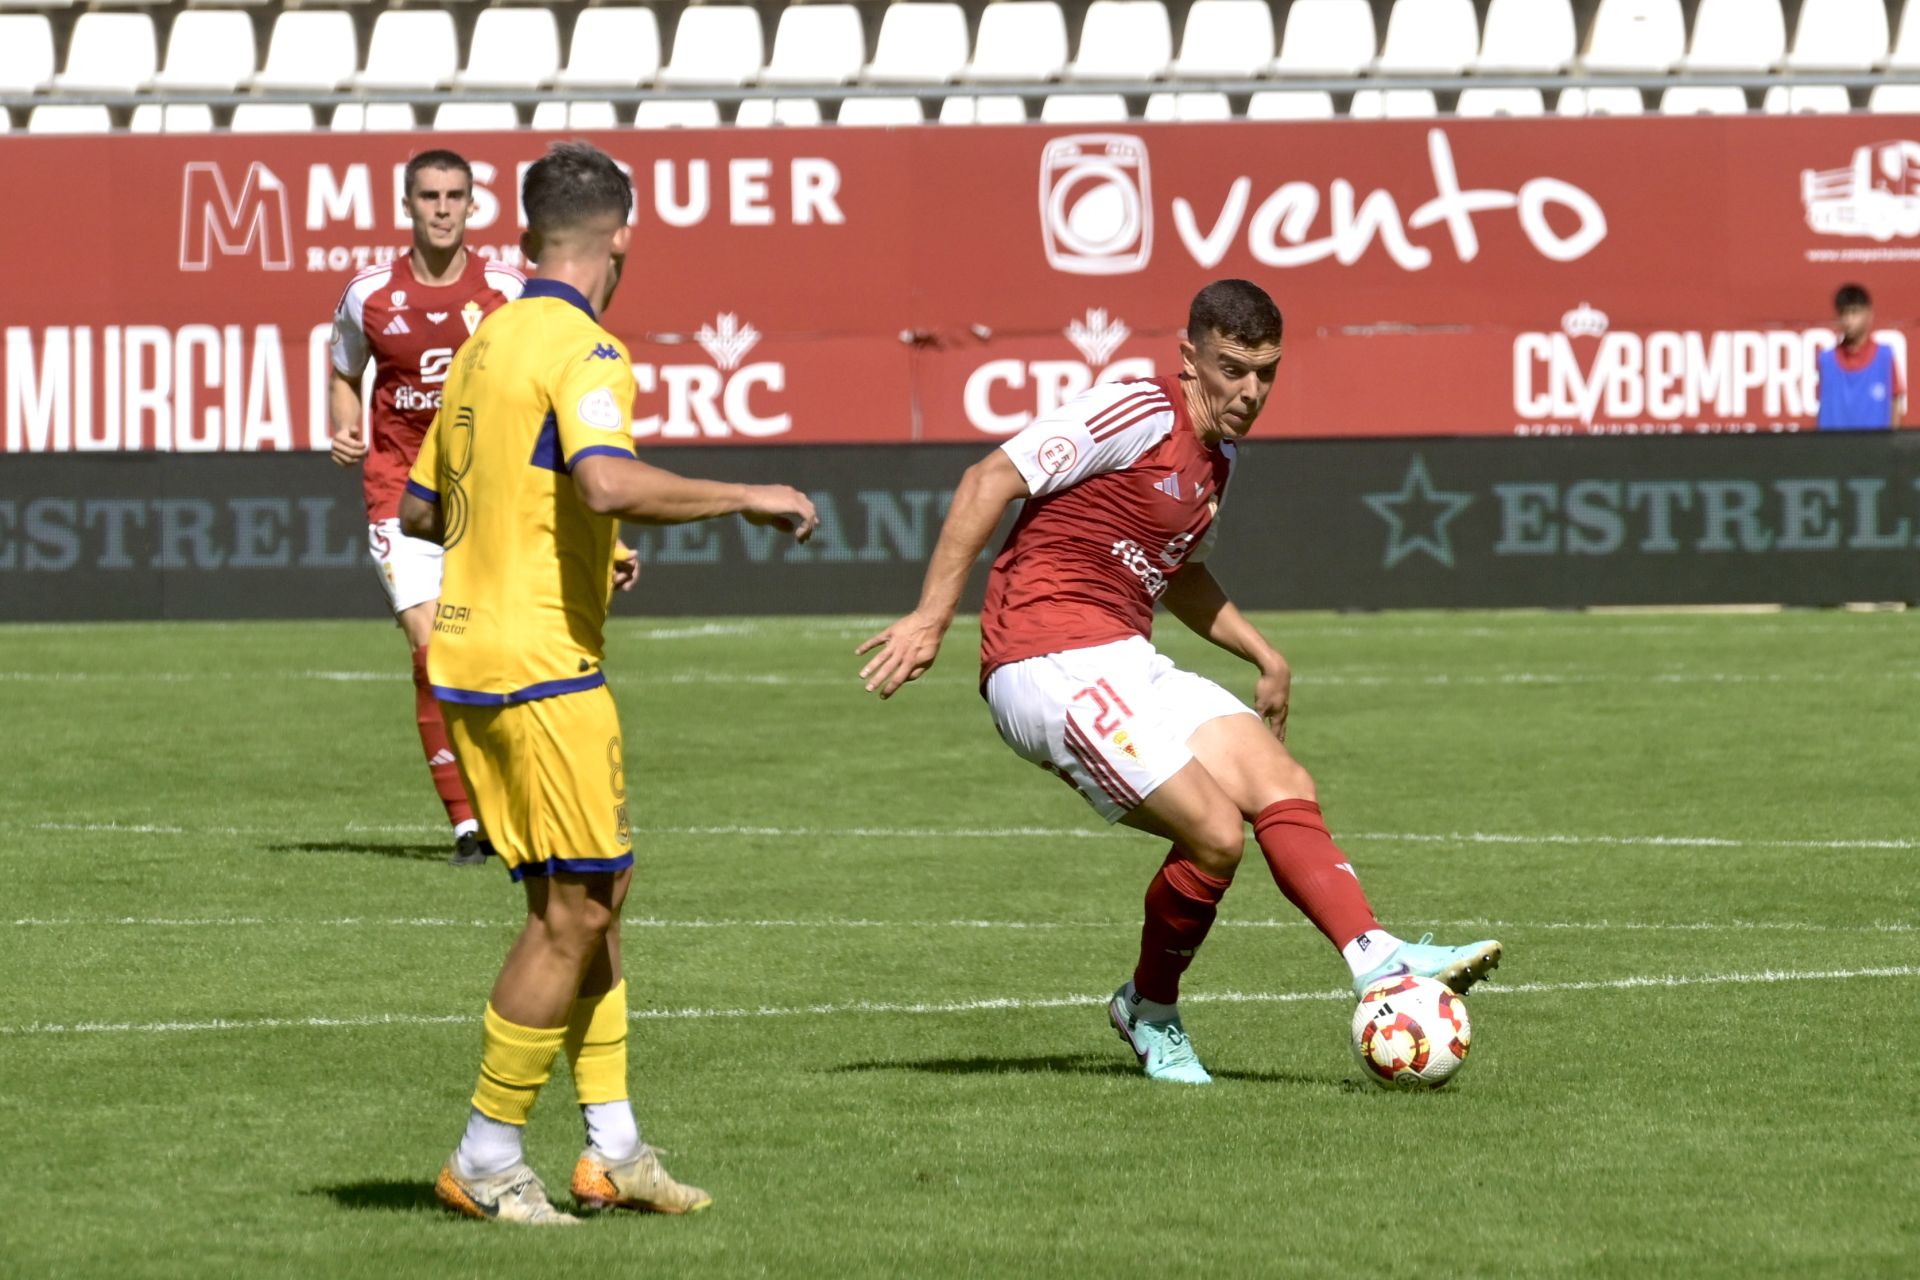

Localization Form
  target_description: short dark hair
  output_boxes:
[404,149,472,197]
[523,142,633,235]
[1835,283,1872,311]
[1189,279,1283,347]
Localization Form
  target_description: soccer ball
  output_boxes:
[1350,974,1472,1090]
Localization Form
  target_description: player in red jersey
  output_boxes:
[330,149,528,867]
[858,279,1502,1084]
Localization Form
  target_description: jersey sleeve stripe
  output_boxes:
[1086,387,1166,431]
[404,478,439,504]
[1089,398,1172,442]
[566,443,636,467]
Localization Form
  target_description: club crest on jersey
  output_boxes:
[1111,729,1140,760]
[461,300,483,336]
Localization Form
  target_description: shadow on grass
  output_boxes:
[832,1053,1317,1086]
[314,1180,442,1214]
[268,840,452,863]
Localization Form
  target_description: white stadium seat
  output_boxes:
[556,10,660,88]
[0,15,55,92]
[332,103,419,132]
[1476,0,1574,72]
[1887,1,1920,69]
[433,102,519,131]
[962,2,1070,82]
[763,5,865,86]
[658,7,764,87]
[0,109,9,134]
[633,99,723,128]
[1784,0,1889,70]
[1350,88,1438,118]
[837,96,924,124]
[1659,86,1749,114]
[131,103,215,133]
[1680,0,1785,72]
[230,103,318,133]
[252,12,357,91]
[1762,84,1851,114]
[1272,0,1376,76]
[1556,87,1645,116]
[1456,87,1545,117]
[1066,1,1173,82]
[151,11,255,91]
[1375,0,1478,76]
[736,97,825,126]
[1040,93,1129,122]
[55,13,157,92]
[1868,85,1920,112]
[1246,90,1336,119]
[864,4,969,84]
[1144,91,1231,121]
[457,9,561,89]
[356,12,458,89]
[531,101,623,129]
[1581,0,1684,72]
[28,104,113,133]
[938,95,1027,123]
[1170,1,1273,79]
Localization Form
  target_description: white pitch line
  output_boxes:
[1346,831,1920,851]
[4,965,1915,1038]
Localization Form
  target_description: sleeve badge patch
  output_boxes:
[577,386,626,431]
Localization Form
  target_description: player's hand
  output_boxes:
[1254,659,1292,744]
[741,485,819,543]
[329,423,368,468]
[612,540,640,593]
[855,611,946,699]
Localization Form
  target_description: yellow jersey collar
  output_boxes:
[521,277,596,319]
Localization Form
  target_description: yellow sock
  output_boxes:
[471,1003,567,1124]
[564,979,630,1105]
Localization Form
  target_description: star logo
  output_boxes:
[1362,455,1474,569]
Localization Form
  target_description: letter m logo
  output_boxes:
[179,162,293,272]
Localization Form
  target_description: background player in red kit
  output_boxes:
[857,279,1502,1084]
[329,149,527,866]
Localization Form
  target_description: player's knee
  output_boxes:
[1184,814,1247,877]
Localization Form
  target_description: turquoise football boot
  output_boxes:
[1352,933,1503,1000]
[1108,984,1213,1085]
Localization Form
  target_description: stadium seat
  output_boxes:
[1784,0,1889,69]
[1886,1,1920,69]
[1868,84,1920,112]
[1475,0,1574,72]
[1144,91,1231,121]
[1659,86,1749,114]
[864,4,969,84]
[531,101,623,129]
[1375,0,1478,76]
[1065,1,1173,82]
[555,10,661,88]
[1679,0,1785,72]
[54,13,157,92]
[0,109,9,134]
[633,99,723,127]
[1246,90,1336,119]
[456,9,561,89]
[1581,0,1684,72]
[1455,87,1546,117]
[0,15,55,92]
[837,96,924,124]
[762,5,865,85]
[27,104,112,133]
[151,11,254,91]
[962,2,1070,82]
[230,103,317,133]
[131,102,215,133]
[938,95,1027,122]
[1272,0,1376,76]
[355,11,458,89]
[1555,86,1644,115]
[434,102,519,130]
[251,11,357,91]
[658,7,764,87]
[1170,0,1273,79]
[1349,88,1437,117]
[332,103,418,131]
[1040,93,1129,121]
[736,97,825,126]
[1762,84,1851,113]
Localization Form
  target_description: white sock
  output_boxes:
[455,1108,523,1177]
[1122,981,1178,1023]
[1341,929,1403,978]
[583,1101,640,1161]
[453,819,479,839]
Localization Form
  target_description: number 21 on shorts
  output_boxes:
[1073,678,1134,737]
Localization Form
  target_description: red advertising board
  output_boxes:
[3,117,1916,452]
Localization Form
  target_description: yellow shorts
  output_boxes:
[440,684,633,882]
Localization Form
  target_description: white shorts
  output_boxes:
[984,636,1256,823]
[367,518,444,615]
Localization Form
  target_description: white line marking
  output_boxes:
[1347,831,1920,851]
[4,966,1914,1038]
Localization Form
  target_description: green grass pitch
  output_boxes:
[1,609,1916,1277]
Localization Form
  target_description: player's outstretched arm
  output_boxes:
[571,452,818,540]
[856,450,1029,699]
[1162,564,1293,741]
[328,371,368,468]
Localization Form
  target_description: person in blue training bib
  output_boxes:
[1816,283,1905,431]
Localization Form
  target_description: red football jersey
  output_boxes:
[331,250,524,522]
[980,374,1237,683]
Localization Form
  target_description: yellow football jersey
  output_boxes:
[405,278,637,706]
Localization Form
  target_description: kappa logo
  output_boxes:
[588,343,621,362]
[381,316,411,336]
[964,307,1155,436]
[632,311,789,439]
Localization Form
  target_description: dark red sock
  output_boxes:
[1131,848,1232,1005]
[1253,800,1378,949]
[412,644,475,828]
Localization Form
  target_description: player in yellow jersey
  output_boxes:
[400,142,818,1226]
